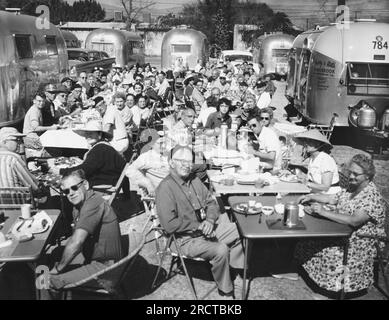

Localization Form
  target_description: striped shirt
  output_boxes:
[0,150,38,189]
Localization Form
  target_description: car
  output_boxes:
[67,48,115,74]
[219,50,260,74]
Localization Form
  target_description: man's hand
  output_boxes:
[198,220,214,237]
[49,263,60,275]
[51,124,60,130]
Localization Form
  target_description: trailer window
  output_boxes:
[131,41,143,55]
[272,49,289,58]
[14,35,33,59]
[347,62,389,96]
[172,44,191,53]
[91,42,115,57]
[45,36,58,56]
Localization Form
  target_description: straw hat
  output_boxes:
[293,129,332,148]
[73,120,112,140]
[183,74,196,86]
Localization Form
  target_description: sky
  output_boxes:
[65,0,389,28]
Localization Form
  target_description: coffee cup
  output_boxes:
[248,200,256,209]
[21,204,32,219]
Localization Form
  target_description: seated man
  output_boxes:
[94,96,129,154]
[167,107,196,146]
[47,169,124,294]
[247,114,282,171]
[125,138,171,197]
[155,146,244,298]
[0,127,39,190]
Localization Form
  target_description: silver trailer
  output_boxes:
[85,29,145,68]
[0,11,68,127]
[253,33,295,75]
[161,27,209,71]
[60,30,81,48]
[286,21,389,146]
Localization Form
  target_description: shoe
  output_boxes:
[270,272,299,281]
[234,274,249,291]
[218,289,235,300]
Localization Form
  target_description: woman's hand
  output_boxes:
[310,202,324,215]
[298,194,312,204]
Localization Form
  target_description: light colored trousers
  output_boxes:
[176,214,244,294]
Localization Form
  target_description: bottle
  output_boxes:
[274,193,284,215]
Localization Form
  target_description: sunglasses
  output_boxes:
[249,123,257,128]
[260,117,270,120]
[61,180,84,195]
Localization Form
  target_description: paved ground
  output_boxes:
[2,67,386,300]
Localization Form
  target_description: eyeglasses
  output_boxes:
[260,117,270,120]
[248,123,257,128]
[61,180,84,195]
[348,171,365,178]
[173,159,193,166]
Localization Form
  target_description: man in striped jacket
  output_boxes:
[0,127,38,190]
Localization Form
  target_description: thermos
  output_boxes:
[220,123,228,149]
[283,202,299,227]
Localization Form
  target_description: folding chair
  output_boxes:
[358,198,389,299]
[143,194,217,300]
[307,113,338,141]
[0,187,35,209]
[61,230,146,300]
[93,153,137,206]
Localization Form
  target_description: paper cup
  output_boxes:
[21,204,32,219]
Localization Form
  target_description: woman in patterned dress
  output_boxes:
[295,154,386,294]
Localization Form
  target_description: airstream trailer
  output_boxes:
[161,27,209,71]
[253,33,295,76]
[85,29,145,68]
[60,30,81,48]
[286,21,389,144]
[0,11,68,128]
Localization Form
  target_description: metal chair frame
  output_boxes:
[140,193,216,300]
[0,186,35,209]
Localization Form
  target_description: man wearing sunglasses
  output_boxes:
[247,114,282,172]
[48,169,123,293]
[156,146,244,299]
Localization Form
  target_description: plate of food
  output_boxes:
[233,202,262,215]
[279,173,299,183]
[12,217,50,235]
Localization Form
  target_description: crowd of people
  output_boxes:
[0,58,387,300]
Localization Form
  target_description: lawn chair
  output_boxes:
[358,198,389,299]
[61,231,146,300]
[144,194,217,300]
[92,153,137,206]
[307,113,338,141]
[0,187,35,209]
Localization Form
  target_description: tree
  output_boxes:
[213,9,231,50]
[156,0,298,49]
[120,0,155,30]
[0,0,105,24]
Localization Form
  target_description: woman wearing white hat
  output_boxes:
[59,120,126,188]
[294,129,341,194]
